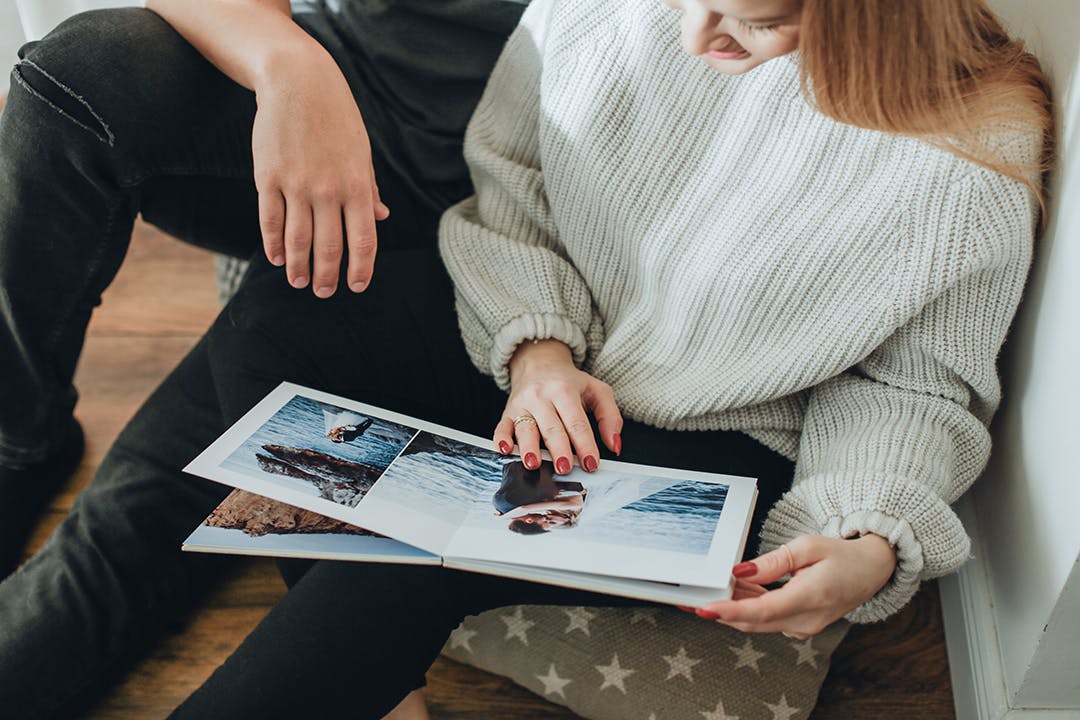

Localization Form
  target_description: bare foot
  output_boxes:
[382,689,431,720]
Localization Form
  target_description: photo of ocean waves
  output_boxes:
[221,396,418,504]
[576,480,728,554]
[371,432,507,520]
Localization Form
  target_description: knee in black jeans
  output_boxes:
[11,8,247,169]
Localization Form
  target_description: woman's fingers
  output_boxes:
[311,199,344,298]
[493,416,516,456]
[553,396,599,472]
[733,535,823,585]
[510,410,543,470]
[583,379,623,457]
[259,187,287,267]
[529,403,574,474]
[283,198,314,289]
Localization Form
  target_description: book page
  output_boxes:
[441,458,755,588]
[182,489,439,565]
[186,383,757,585]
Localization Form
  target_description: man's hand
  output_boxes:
[253,48,390,298]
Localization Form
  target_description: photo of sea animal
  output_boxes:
[220,396,418,507]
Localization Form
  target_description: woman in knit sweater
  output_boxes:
[192,0,1051,716]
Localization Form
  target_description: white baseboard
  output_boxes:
[940,498,1080,720]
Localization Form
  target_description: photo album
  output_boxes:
[182,382,758,605]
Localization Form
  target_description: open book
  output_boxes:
[182,383,758,605]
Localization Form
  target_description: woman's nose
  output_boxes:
[681,7,721,54]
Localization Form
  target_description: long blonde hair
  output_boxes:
[799,0,1053,209]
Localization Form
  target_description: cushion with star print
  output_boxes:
[441,605,848,720]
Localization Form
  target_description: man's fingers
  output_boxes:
[259,188,286,266]
[345,196,378,293]
[283,198,313,289]
[373,182,390,221]
[311,201,344,298]
[583,380,623,457]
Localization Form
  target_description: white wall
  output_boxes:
[973,0,1080,709]
[1,1,25,94]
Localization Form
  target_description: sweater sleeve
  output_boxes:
[759,172,1037,624]
[438,0,599,390]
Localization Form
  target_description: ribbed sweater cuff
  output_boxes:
[759,473,971,624]
[490,313,589,390]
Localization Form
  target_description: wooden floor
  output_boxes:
[21,224,958,719]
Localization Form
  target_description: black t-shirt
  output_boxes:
[293,0,530,211]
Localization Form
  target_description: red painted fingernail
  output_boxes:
[524,452,540,470]
[498,440,512,455]
[695,608,720,620]
[582,455,598,472]
[612,433,622,457]
[675,605,695,614]
[555,456,571,474]
[732,561,758,578]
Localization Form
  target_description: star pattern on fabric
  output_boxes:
[563,606,597,636]
[662,645,702,682]
[700,698,740,720]
[500,606,536,645]
[730,638,767,674]
[791,637,820,668]
[630,608,660,626]
[763,694,801,720]
[536,663,572,699]
[595,653,636,693]
[447,623,478,653]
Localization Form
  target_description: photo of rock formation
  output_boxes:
[205,489,378,538]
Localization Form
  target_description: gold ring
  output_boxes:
[780,543,795,574]
[512,414,537,427]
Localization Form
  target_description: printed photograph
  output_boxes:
[368,430,511,519]
[184,490,438,564]
[469,460,730,555]
[372,430,730,556]
[219,395,418,508]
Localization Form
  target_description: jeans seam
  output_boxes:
[11,60,115,147]
[117,166,253,190]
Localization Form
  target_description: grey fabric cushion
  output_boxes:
[214,259,848,719]
[214,255,249,307]
[443,606,849,720]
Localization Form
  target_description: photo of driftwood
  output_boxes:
[255,444,384,506]
[218,395,418,508]
[205,489,377,538]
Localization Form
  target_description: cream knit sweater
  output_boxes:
[438,0,1039,622]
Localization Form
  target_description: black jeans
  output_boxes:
[0,8,440,467]
[0,9,262,466]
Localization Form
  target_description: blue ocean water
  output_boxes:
[575,480,728,554]
[371,432,507,519]
[221,396,417,505]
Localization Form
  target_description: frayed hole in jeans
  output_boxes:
[11,59,114,146]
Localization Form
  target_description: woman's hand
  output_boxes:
[496,340,623,474]
[252,46,390,298]
[692,534,898,637]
